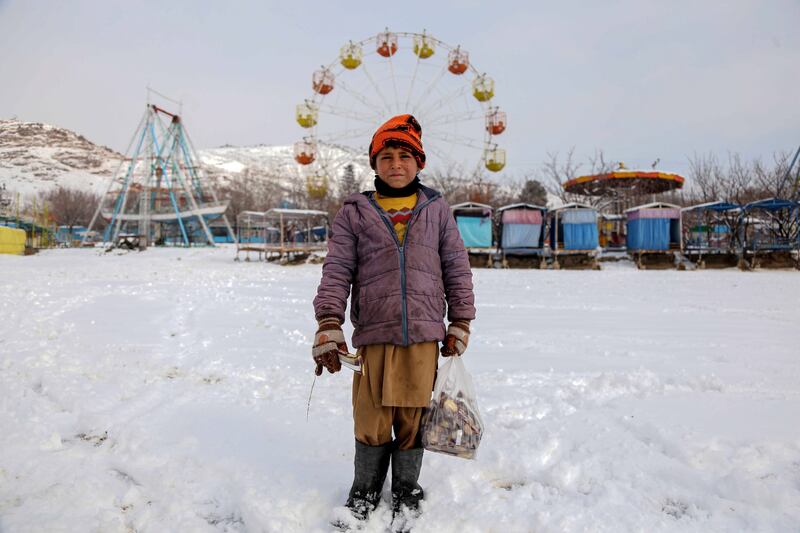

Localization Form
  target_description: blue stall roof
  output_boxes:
[743,198,799,211]
[682,200,740,213]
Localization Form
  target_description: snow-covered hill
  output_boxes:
[0,119,123,198]
[0,118,374,201]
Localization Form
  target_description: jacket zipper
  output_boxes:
[367,191,440,345]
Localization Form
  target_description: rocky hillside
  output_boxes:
[0,119,123,198]
[0,119,373,201]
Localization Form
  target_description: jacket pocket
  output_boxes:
[358,279,403,326]
[406,292,445,324]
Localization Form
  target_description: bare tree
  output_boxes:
[748,151,799,246]
[218,171,248,219]
[684,150,800,250]
[542,148,578,204]
[686,152,725,204]
[541,148,612,207]
[685,151,787,206]
[426,165,471,205]
[587,149,617,176]
[45,186,99,230]
[726,152,761,205]
[754,150,792,199]
[217,167,284,233]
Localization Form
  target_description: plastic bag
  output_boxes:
[421,356,484,459]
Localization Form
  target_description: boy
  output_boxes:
[312,114,475,525]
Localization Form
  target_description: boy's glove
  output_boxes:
[312,316,348,375]
[441,320,470,357]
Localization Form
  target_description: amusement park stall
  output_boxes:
[547,203,599,269]
[626,202,682,268]
[681,201,741,268]
[451,202,495,267]
[496,203,547,268]
[598,214,626,251]
[739,198,800,269]
[235,208,328,262]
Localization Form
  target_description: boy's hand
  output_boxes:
[312,317,348,375]
[440,321,470,357]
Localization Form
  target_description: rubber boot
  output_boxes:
[391,447,424,530]
[344,440,392,520]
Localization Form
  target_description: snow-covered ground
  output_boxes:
[1,248,799,532]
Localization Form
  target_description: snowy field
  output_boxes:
[1,247,799,533]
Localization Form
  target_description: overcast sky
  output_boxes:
[1,0,798,181]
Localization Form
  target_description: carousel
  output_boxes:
[563,169,685,198]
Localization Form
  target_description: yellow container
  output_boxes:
[306,174,329,199]
[296,103,318,128]
[472,75,495,102]
[0,226,26,255]
[340,42,363,70]
[413,35,435,58]
[484,148,506,172]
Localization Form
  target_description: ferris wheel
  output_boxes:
[293,29,507,198]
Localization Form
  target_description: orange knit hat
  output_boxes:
[368,114,426,170]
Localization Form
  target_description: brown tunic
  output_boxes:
[351,342,438,449]
[353,342,438,408]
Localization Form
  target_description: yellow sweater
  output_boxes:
[375,192,417,243]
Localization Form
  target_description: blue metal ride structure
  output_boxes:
[84,104,236,247]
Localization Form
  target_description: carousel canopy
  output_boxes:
[564,170,685,196]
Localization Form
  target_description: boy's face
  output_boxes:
[375,146,418,189]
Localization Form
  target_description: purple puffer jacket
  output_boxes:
[313,185,475,348]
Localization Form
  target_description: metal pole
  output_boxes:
[781,143,800,199]
[84,107,148,246]
[110,124,149,244]
[171,122,214,245]
[182,121,237,244]
[554,211,559,252]
[280,213,285,258]
[152,121,190,245]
